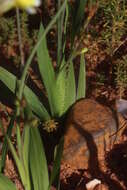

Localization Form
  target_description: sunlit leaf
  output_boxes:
[7,137,26,185]
[49,136,64,190]
[53,60,66,117]
[16,125,22,159]
[37,24,56,116]
[0,174,17,190]
[29,127,49,190]
[0,66,50,120]
[77,54,86,100]
[22,125,31,190]
[64,61,76,111]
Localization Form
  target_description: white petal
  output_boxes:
[26,7,36,14]
[34,0,41,6]
[86,179,101,190]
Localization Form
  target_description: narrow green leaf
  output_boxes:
[77,54,86,100]
[24,86,50,120]
[22,125,31,190]
[64,61,76,111]
[0,174,17,190]
[74,0,87,25]
[0,67,16,92]
[16,125,31,190]
[7,137,26,186]
[16,125,22,159]
[57,0,66,66]
[30,127,49,190]
[62,3,69,56]
[0,66,16,93]
[49,136,64,190]
[18,0,67,101]
[54,62,66,117]
[37,24,56,116]
[0,66,50,120]
[71,0,87,44]
[0,113,16,172]
[22,125,30,171]
[0,119,8,172]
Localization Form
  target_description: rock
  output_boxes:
[63,99,123,169]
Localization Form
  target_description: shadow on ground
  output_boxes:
[106,141,127,189]
[60,123,125,190]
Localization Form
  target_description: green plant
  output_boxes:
[0,15,16,44]
[84,0,127,66]
[0,11,38,66]
[97,0,127,56]
[115,55,127,98]
[0,0,68,171]
[0,106,64,190]
[96,72,106,85]
[0,0,87,188]
[0,0,86,141]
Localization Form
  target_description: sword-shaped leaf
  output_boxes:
[37,24,56,116]
[53,60,66,117]
[0,66,50,120]
[49,136,64,190]
[77,54,86,100]
[71,0,87,44]
[29,126,49,190]
[64,61,76,112]
[0,174,17,190]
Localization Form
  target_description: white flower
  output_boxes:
[0,0,41,15]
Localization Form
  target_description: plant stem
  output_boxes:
[18,0,67,100]
[57,0,66,67]
[16,8,25,72]
[0,1,67,172]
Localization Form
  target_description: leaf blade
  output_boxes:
[71,0,87,44]
[0,66,50,120]
[64,61,76,111]
[77,54,86,100]
[37,24,56,116]
[49,136,64,190]
[29,127,49,190]
[0,174,17,190]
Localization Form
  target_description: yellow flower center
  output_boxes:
[15,0,37,8]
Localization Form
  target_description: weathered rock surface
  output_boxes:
[63,99,123,169]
